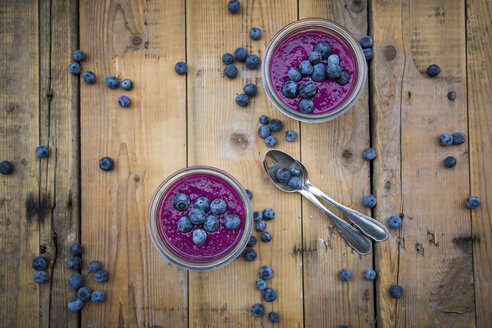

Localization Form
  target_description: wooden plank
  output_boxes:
[299,2,374,327]
[80,0,188,326]
[372,0,474,327]
[186,0,302,326]
[466,0,492,326]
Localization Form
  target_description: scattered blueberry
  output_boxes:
[363,148,376,160]
[363,195,377,208]
[444,156,457,168]
[276,168,291,183]
[99,157,115,171]
[32,256,48,271]
[339,269,352,281]
[174,62,187,75]
[466,196,481,209]
[263,287,277,302]
[363,48,373,61]
[246,54,260,69]
[387,216,402,229]
[34,271,49,283]
[439,133,453,146]
[253,211,263,221]
[244,248,257,261]
[250,27,262,40]
[290,167,301,177]
[194,197,211,212]
[68,299,83,312]
[35,145,49,158]
[259,115,269,124]
[288,67,302,82]
[452,132,466,145]
[261,232,272,242]
[265,136,278,147]
[224,64,238,78]
[235,93,249,106]
[69,273,84,290]
[173,193,190,211]
[69,62,81,74]
[336,71,350,85]
[89,261,102,273]
[244,83,257,96]
[389,284,403,298]
[247,235,257,247]
[427,64,440,77]
[234,48,248,62]
[256,278,267,291]
[118,95,130,107]
[288,177,302,189]
[177,216,194,233]
[327,54,340,65]
[263,208,275,220]
[224,214,241,230]
[268,311,280,323]
[269,118,282,132]
[339,325,350,328]
[359,35,374,48]
[299,60,314,75]
[228,0,240,13]
[105,76,119,88]
[0,161,14,174]
[94,270,109,283]
[71,243,83,257]
[77,286,92,301]
[68,256,82,271]
[447,91,456,101]
[311,63,326,82]
[285,130,297,142]
[83,71,96,84]
[258,125,271,139]
[259,265,273,279]
[309,51,322,64]
[91,290,105,303]
[314,42,331,59]
[282,80,298,98]
[189,208,206,225]
[121,79,133,90]
[222,53,234,65]
[364,269,377,280]
[299,99,314,114]
[299,82,317,99]
[204,215,219,232]
[326,63,342,79]
[73,50,86,61]
[210,199,227,215]
[256,220,267,232]
[251,303,265,317]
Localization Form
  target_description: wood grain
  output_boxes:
[186,0,302,326]
[299,1,374,327]
[466,0,492,326]
[80,0,188,326]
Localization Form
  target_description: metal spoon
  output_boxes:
[263,150,372,255]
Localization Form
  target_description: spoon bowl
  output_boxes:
[263,150,304,192]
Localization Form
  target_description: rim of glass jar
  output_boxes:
[147,166,253,272]
[261,18,367,123]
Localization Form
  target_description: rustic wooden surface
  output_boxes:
[0,0,491,327]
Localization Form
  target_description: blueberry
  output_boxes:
[89,261,102,273]
[261,232,272,242]
[250,27,262,40]
[327,54,340,65]
[246,189,253,200]
[177,216,194,233]
[256,220,267,232]
[439,133,453,146]
[69,62,81,74]
[339,268,352,281]
[269,118,282,132]
[251,303,264,317]
[268,311,280,323]
[326,63,342,79]
[359,35,374,48]
[285,130,297,142]
[309,51,322,64]
[452,132,466,145]
[68,256,82,271]
[259,265,273,279]
[118,95,130,107]
[222,53,234,65]
[263,208,275,220]
[194,197,211,212]
[210,199,227,214]
[94,270,109,283]
[444,156,457,168]
[276,168,291,183]
[265,136,278,147]
[263,287,277,302]
[234,48,248,62]
[253,210,263,221]
[299,99,314,114]
[447,91,456,101]
[314,42,331,59]
[69,273,84,289]
[121,79,133,90]
[336,71,350,85]
[363,147,376,160]
[77,286,92,301]
[189,208,206,225]
[173,193,191,211]
[174,62,187,75]
[0,161,14,174]
[256,278,267,291]
[68,299,83,312]
[311,63,326,82]
[363,194,377,208]
[99,157,115,171]
[105,76,119,88]
[387,216,402,229]
[466,196,481,209]
[288,177,302,189]
[224,214,241,230]
[244,83,257,96]
[339,325,350,328]
[235,93,249,106]
[91,290,105,303]
[245,55,260,69]
[288,67,302,82]
[247,235,257,247]
[299,60,314,75]
[364,269,377,280]
[73,50,86,61]
[258,125,271,139]
[290,167,301,177]
[224,64,238,78]
[389,284,403,298]
[244,248,257,261]
[34,271,49,283]
[204,215,219,232]
[35,145,49,158]
[32,256,48,271]
[427,64,440,77]
[259,115,269,124]
[363,48,373,61]
[71,243,83,257]
[228,0,240,13]
[299,82,317,99]
[83,71,96,84]
[282,80,298,98]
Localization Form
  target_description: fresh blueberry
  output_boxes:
[256,278,267,291]
[363,195,377,208]
[259,115,269,124]
[258,125,271,139]
[299,60,314,75]
[118,95,130,107]
[268,311,280,323]
[246,189,253,200]
[327,54,340,65]
[359,35,374,48]
[244,83,257,96]
[339,269,352,281]
[69,273,84,289]
[177,216,194,233]
[447,91,456,101]
[285,130,297,142]
[89,261,102,273]
[261,232,272,242]
[388,216,402,229]
[276,168,291,182]
[83,71,96,84]
[452,132,466,145]
[32,256,48,271]
[244,248,257,261]
[189,208,206,225]
[259,265,274,279]
[250,27,262,40]
[444,156,457,168]
[256,220,267,232]
[73,50,86,61]
[69,62,81,74]
[105,76,119,88]
[427,64,440,77]
[251,303,265,317]
[173,193,190,211]
[94,270,109,283]
[68,299,83,312]
[265,136,278,147]
[253,210,263,221]
[35,145,49,158]
[336,71,350,85]
[269,118,282,132]
[34,271,49,283]
[91,290,105,303]
[439,133,453,146]
[290,167,301,177]
[282,80,298,98]
[203,215,219,232]
[288,67,302,82]
[299,82,317,99]
[364,269,377,280]
[235,93,249,106]
[77,286,92,301]
[68,256,82,271]
[99,157,115,171]
[71,243,83,257]
[174,62,187,75]
[247,235,257,247]
[210,198,227,215]
[363,147,376,160]
[234,48,248,62]
[466,196,481,209]
[311,63,326,82]
[263,287,277,302]
[224,214,241,230]
[314,42,331,59]
[288,177,302,189]
[389,284,403,298]
[326,63,342,79]
[121,79,133,90]
[194,197,211,212]
[263,208,275,220]
[228,0,240,13]
[299,99,314,114]
[245,55,260,69]
[222,53,234,65]
[0,161,14,174]
[363,48,373,61]
[309,51,322,64]
[224,64,238,78]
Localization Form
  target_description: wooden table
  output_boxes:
[1,0,491,327]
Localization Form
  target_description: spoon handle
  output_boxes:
[300,189,372,255]
[307,184,389,242]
